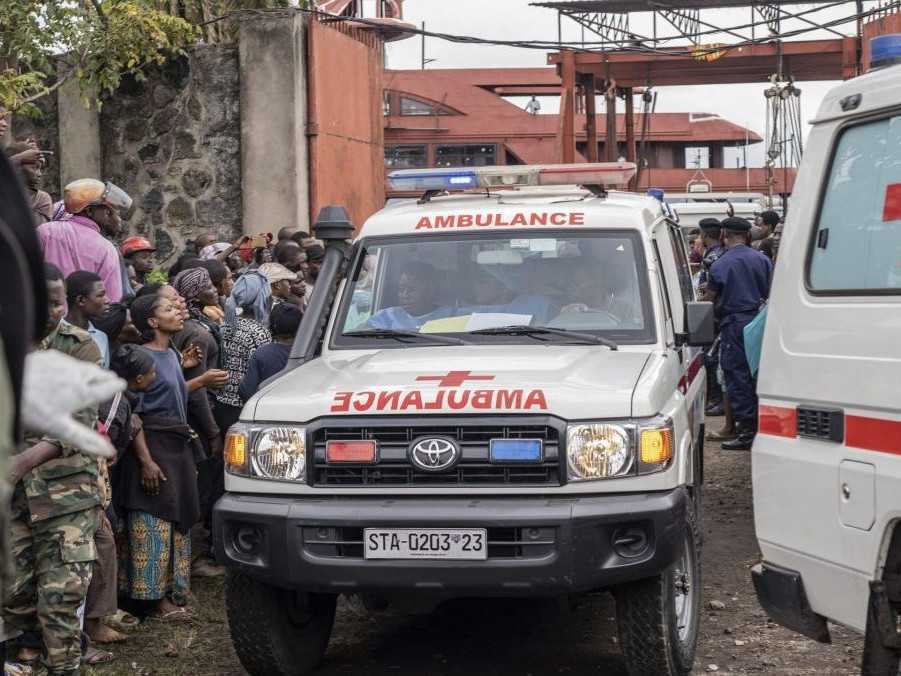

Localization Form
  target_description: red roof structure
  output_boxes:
[384,68,787,195]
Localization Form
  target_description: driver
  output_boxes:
[367,262,451,330]
[559,261,610,314]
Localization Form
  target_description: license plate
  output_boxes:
[364,528,487,560]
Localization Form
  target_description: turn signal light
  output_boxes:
[640,428,673,465]
[224,431,247,468]
[326,440,377,463]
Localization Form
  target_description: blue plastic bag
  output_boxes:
[743,306,768,377]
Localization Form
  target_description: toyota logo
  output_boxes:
[410,437,459,472]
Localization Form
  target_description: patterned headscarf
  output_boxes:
[200,242,232,260]
[225,269,271,327]
[51,200,69,221]
[172,267,212,305]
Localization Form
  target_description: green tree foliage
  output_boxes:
[0,1,198,114]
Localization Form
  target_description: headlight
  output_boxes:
[567,424,632,480]
[566,418,674,481]
[225,424,307,482]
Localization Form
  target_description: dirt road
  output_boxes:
[96,429,864,675]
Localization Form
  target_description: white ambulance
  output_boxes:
[214,163,714,676]
[752,36,901,673]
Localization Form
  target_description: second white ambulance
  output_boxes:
[752,35,901,674]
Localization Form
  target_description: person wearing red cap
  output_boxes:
[121,236,156,292]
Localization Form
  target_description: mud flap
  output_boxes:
[862,577,901,676]
[751,562,830,643]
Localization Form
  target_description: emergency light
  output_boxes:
[388,163,637,193]
[871,34,901,70]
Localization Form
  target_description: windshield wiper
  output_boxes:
[468,325,618,350]
[343,329,469,346]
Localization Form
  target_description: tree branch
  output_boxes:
[88,0,109,27]
[18,44,91,107]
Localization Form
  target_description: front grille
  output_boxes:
[302,526,557,560]
[311,422,562,487]
[796,406,844,442]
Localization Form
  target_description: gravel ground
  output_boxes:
[91,421,864,676]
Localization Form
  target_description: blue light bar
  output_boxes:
[490,439,544,463]
[388,169,478,192]
[871,34,901,70]
[388,163,637,193]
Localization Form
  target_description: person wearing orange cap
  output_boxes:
[37,179,132,303]
[120,235,156,292]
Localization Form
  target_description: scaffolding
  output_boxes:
[537,0,898,197]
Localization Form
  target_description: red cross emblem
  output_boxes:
[416,371,496,388]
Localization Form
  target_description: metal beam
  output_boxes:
[583,74,599,161]
[605,85,618,162]
[560,50,577,163]
[559,9,653,47]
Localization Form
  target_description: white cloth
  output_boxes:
[21,350,125,457]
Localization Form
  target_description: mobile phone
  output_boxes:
[249,234,269,248]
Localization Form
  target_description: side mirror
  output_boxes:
[685,301,715,346]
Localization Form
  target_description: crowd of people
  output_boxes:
[688,210,778,452]
[3,140,313,675]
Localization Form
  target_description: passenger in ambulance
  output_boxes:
[461,268,550,323]
[367,262,452,330]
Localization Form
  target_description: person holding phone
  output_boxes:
[5,139,53,225]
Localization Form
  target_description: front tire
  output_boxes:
[226,571,337,676]
[615,498,701,676]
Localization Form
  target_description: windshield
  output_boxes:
[334,231,656,347]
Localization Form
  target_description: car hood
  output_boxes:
[248,345,656,422]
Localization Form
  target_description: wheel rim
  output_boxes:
[671,532,697,643]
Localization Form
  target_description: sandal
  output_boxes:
[104,609,139,633]
[147,606,194,623]
[706,428,736,441]
[83,646,116,665]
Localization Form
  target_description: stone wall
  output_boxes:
[100,45,242,263]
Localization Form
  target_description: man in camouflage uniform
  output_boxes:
[3,265,103,675]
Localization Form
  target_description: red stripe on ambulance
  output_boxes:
[846,415,901,456]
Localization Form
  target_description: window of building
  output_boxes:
[399,97,436,116]
[384,145,428,169]
[684,146,710,169]
[436,144,496,167]
[808,114,901,293]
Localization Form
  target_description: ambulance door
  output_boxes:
[651,223,704,457]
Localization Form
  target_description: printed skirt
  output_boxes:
[117,510,190,602]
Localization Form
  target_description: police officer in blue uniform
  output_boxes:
[698,218,724,289]
[698,218,725,415]
[705,217,772,450]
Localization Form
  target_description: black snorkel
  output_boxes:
[285,205,354,371]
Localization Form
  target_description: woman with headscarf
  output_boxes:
[116,294,224,621]
[164,272,224,461]
[215,269,272,432]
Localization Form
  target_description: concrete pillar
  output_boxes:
[57,79,101,191]
[239,10,309,235]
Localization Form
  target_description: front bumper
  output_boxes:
[213,487,688,595]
